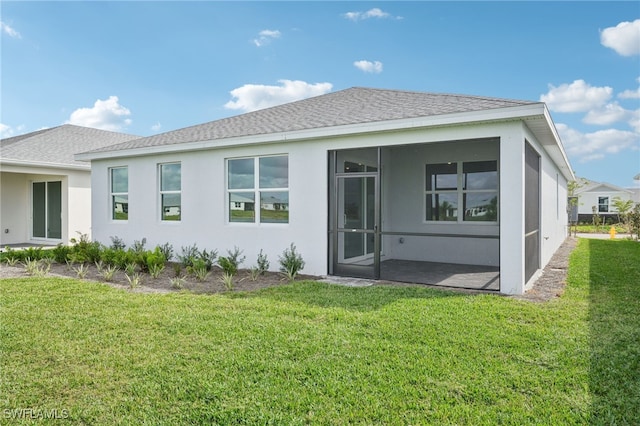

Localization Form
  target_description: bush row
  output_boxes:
[1,234,306,281]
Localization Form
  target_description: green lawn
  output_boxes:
[1,239,638,424]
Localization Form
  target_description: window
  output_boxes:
[425,160,498,222]
[598,196,609,213]
[110,167,128,220]
[160,162,181,221]
[227,155,288,223]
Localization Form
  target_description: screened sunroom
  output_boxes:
[328,138,502,291]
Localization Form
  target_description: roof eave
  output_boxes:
[0,159,91,171]
[77,103,547,161]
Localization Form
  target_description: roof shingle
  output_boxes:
[83,87,536,155]
[1,125,139,167]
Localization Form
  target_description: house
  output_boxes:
[0,125,139,246]
[76,87,574,295]
[573,178,637,223]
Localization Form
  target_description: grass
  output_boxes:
[572,224,627,234]
[1,239,638,424]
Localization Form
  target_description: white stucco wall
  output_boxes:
[576,190,634,216]
[0,166,92,245]
[0,172,29,245]
[90,119,570,294]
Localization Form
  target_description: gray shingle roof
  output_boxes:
[1,124,139,168]
[84,87,537,155]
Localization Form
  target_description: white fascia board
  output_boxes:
[542,105,575,182]
[0,159,90,172]
[76,103,550,162]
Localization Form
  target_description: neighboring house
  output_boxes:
[574,178,636,223]
[77,87,574,295]
[0,125,139,246]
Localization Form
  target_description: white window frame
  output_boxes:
[598,196,609,213]
[226,155,289,224]
[159,162,181,222]
[424,160,499,224]
[109,166,128,221]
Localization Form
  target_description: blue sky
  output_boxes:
[2,1,639,188]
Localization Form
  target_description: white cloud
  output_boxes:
[600,19,640,56]
[354,60,383,73]
[151,122,162,132]
[540,80,612,113]
[583,102,631,126]
[556,123,639,162]
[224,79,333,112]
[619,87,640,99]
[66,96,132,131]
[253,29,281,47]
[0,123,25,138]
[629,109,640,133]
[0,123,14,138]
[0,21,21,39]
[343,8,397,22]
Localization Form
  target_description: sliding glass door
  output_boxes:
[32,181,62,239]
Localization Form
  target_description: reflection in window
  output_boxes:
[228,158,255,189]
[425,160,498,223]
[463,161,497,222]
[229,192,255,222]
[598,197,608,213]
[260,191,289,223]
[259,156,288,188]
[426,193,458,221]
[228,155,288,223]
[110,167,128,220]
[160,163,181,221]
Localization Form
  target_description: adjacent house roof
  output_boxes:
[1,124,139,170]
[74,87,573,181]
[574,178,634,195]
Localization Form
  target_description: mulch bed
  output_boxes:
[1,237,578,301]
[0,261,320,294]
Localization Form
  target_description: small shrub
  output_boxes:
[199,249,218,271]
[278,243,305,281]
[2,248,21,266]
[218,247,245,276]
[220,272,234,291]
[158,243,174,262]
[69,233,103,264]
[228,247,245,272]
[52,244,71,263]
[137,247,166,273]
[170,276,186,290]
[100,264,119,282]
[95,260,105,272]
[190,259,210,281]
[132,238,147,253]
[149,263,165,279]
[22,247,44,261]
[74,264,89,279]
[99,248,119,267]
[124,262,137,275]
[257,249,269,274]
[173,263,183,277]
[179,244,199,268]
[114,249,137,270]
[126,273,142,289]
[23,258,50,277]
[249,267,261,281]
[109,236,126,250]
